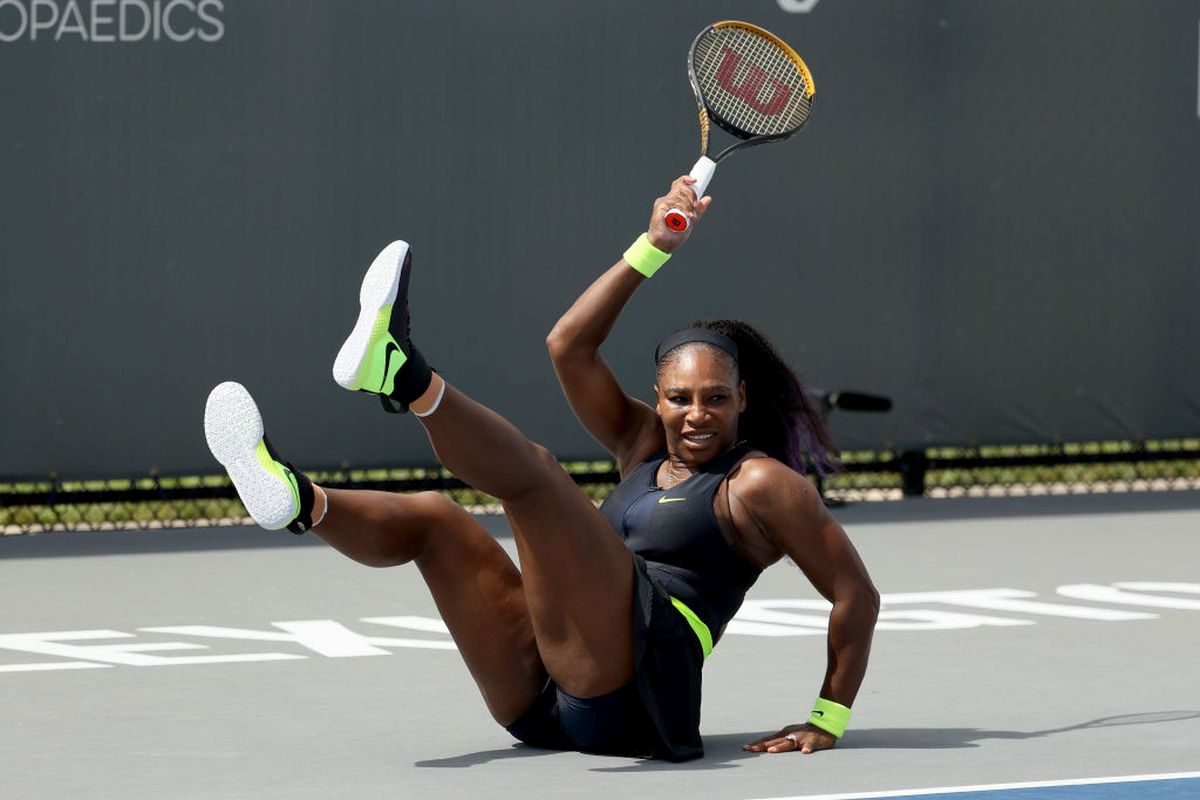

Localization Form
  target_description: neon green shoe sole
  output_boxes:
[332,240,411,395]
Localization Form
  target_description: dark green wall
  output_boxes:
[1,1,1197,477]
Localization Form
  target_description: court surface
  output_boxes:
[3,491,1199,799]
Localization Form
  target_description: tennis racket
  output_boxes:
[664,21,816,233]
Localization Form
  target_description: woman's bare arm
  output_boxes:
[546,176,711,473]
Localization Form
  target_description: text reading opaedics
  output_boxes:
[0,0,224,43]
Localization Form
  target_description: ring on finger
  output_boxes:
[785,733,799,744]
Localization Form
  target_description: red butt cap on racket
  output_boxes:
[664,156,716,232]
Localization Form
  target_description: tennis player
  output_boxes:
[205,176,879,761]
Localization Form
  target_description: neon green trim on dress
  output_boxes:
[670,596,713,659]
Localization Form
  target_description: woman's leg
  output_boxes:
[410,380,637,699]
[310,487,547,725]
[204,382,546,726]
[314,487,549,724]
[333,241,638,699]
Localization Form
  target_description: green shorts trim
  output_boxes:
[669,596,713,659]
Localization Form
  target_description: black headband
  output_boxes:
[654,328,739,365]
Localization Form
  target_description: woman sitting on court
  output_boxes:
[204,175,880,761]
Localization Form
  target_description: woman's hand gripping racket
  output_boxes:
[664,20,816,233]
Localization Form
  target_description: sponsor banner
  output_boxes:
[0,0,224,43]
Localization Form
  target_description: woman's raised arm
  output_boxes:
[546,177,711,474]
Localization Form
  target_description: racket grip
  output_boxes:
[664,156,717,233]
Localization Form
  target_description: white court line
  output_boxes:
[751,770,1200,800]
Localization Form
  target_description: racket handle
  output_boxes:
[664,157,717,233]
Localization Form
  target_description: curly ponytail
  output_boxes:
[670,319,839,476]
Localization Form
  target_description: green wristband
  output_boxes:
[808,698,852,738]
[623,233,671,278]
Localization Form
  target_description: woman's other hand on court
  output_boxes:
[647,175,712,253]
[742,723,837,755]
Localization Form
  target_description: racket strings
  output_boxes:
[693,27,811,137]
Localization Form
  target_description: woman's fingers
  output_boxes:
[743,726,835,754]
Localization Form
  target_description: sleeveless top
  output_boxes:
[598,441,763,646]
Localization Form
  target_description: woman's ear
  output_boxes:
[652,385,661,409]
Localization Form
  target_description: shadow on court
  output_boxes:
[416,733,764,772]
[839,711,1200,751]
[415,746,572,769]
[414,712,1200,771]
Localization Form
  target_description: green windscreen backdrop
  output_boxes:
[1,0,1197,478]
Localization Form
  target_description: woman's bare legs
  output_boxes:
[409,376,637,699]
[326,239,635,701]
[309,486,546,725]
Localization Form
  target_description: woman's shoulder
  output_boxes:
[727,452,820,509]
[723,454,831,557]
[728,449,789,481]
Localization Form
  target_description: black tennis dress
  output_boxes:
[505,441,764,761]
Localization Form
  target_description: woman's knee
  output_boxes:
[532,443,564,475]
[405,490,466,531]
[505,443,568,502]
[354,491,461,568]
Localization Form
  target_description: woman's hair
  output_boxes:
[657,319,839,476]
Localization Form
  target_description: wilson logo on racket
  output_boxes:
[714,47,793,116]
[662,20,816,234]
